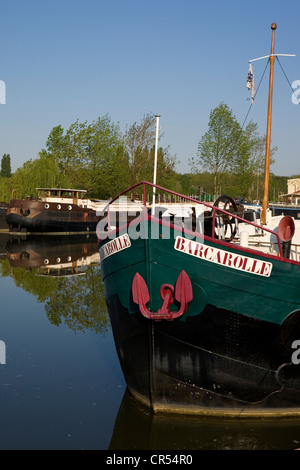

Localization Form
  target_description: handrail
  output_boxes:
[100,181,283,257]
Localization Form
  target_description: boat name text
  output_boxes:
[100,233,131,260]
[174,236,273,277]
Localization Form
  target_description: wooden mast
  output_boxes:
[261,22,277,225]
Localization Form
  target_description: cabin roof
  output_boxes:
[36,188,87,193]
[279,190,300,197]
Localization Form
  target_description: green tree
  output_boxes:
[228,125,254,198]
[11,152,63,199]
[125,113,158,184]
[0,176,12,202]
[125,113,177,188]
[80,116,130,198]
[192,103,248,196]
[243,121,277,201]
[1,154,11,178]
[44,115,130,198]
[45,125,68,175]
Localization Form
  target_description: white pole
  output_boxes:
[249,53,295,62]
[152,114,160,215]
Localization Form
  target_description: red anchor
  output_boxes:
[132,270,193,320]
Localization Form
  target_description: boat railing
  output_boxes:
[100,181,284,257]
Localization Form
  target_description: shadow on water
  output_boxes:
[110,389,300,450]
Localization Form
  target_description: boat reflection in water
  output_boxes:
[3,234,300,449]
[5,234,100,276]
[110,389,300,450]
[3,233,109,335]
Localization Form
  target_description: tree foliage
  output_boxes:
[0,176,12,202]
[191,102,278,199]
[4,113,177,201]
[12,152,62,199]
[125,113,177,188]
[1,154,11,178]
[193,103,246,195]
[43,115,130,198]
[0,107,284,204]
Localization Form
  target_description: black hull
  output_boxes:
[6,201,141,234]
[6,211,98,233]
[107,293,300,416]
[0,206,8,231]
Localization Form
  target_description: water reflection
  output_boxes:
[1,234,300,450]
[5,233,99,273]
[0,234,109,335]
[110,389,300,450]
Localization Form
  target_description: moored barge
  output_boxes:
[6,188,105,234]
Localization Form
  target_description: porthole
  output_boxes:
[56,257,61,263]
[68,205,72,210]
[44,259,49,265]
[57,204,61,210]
[45,203,50,209]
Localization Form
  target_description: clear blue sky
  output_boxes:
[1,0,300,177]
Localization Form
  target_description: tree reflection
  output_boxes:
[44,264,109,334]
[0,254,109,335]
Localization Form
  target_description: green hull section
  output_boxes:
[99,212,300,415]
[100,219,300,326]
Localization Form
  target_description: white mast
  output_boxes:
[152,114,160,215]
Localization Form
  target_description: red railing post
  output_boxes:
[212,207,216,239]
[143,182,147,206]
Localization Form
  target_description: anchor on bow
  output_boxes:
[132,270,193,320]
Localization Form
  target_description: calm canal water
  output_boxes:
[1,233,300,451]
